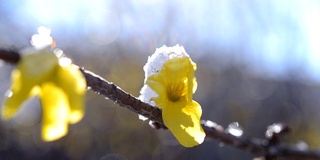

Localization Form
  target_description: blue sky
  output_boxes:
[1,0,320,82]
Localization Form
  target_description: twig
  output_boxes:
[79,68,165,128]
[1,49,320,159]
[202,121,320,159]
[0,49,20,64]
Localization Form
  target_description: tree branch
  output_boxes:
[0,49,20,64]
[1,49,320,159]
[79,68,166,128]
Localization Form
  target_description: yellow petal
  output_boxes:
[2,50,58,119]
[56,65,86,124]
[148,57,197,103]
[162,100,205,147]
[40,82,69,141]
[146,74,168,108]
[1,70,35,119]
[145,55,205,147]
[19,50,58,83]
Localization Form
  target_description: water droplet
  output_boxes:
[203,120,217,128]
[270,124,282,133]
[86,86,92,90]
[53,48,64,57]
[265,123,288,138]
[226,122,243,137]
[5,90,13,97]
[139,115,148,121]
[58,57,72,67]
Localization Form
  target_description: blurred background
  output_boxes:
[1,0,320,159]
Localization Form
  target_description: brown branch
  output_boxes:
[79,68,165,128]
[0,49,20,64]
[1,49,320,159]
[202,121,320,159]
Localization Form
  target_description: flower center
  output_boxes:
[167,79,187,102]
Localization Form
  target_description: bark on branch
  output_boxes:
[1,49,320,159]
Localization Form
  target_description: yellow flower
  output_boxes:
[140,45,205,147]
[1,50,86,141]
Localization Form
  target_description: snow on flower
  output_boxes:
[139,45,205,147]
